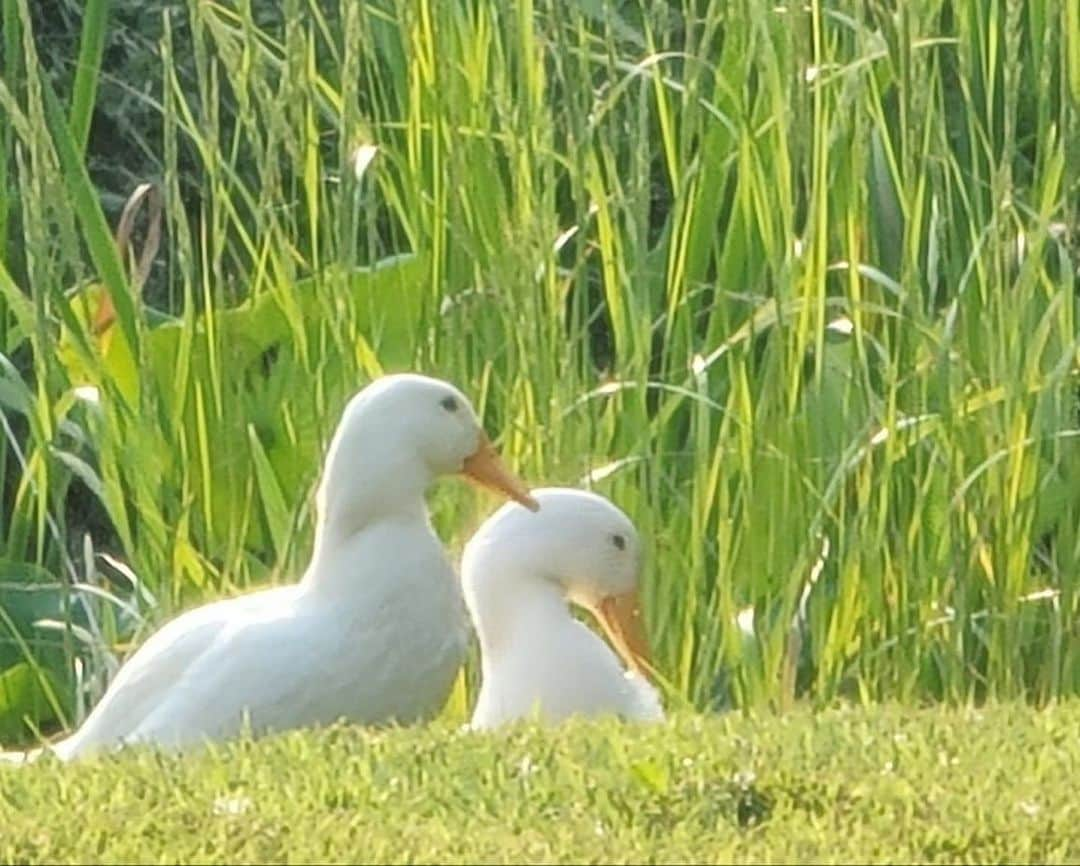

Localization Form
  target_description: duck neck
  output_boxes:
[305,437,436,585]
[464,554,569,667]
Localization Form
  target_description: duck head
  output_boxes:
[316,374,538,540]
[463,487,653,678]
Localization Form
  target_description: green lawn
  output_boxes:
[1,702,1076,864]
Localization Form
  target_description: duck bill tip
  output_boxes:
[461,434,538,512]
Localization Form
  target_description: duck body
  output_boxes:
[2,374,535,763]
[469,580,662,728]
[464,488,664,730]
[55,520,466,759]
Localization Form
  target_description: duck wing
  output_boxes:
[119,601,330,751]
[51,587,295,761]
[126,585,465,752]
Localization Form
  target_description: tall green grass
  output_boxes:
[0,0,1077,743]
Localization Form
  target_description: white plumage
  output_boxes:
[464,487,664,729]
[3,373,536,762]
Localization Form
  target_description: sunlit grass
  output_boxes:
[2,702,1079,864]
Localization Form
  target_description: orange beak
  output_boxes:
[589,589,653,679]
[461,431,539,512]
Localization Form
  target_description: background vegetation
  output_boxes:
[0,0,1078,746]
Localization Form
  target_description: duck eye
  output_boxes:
[440,396,459,412]
[611,533,626,551]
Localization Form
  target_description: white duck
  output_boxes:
[463,487,663,729]
[3,373,537,762]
